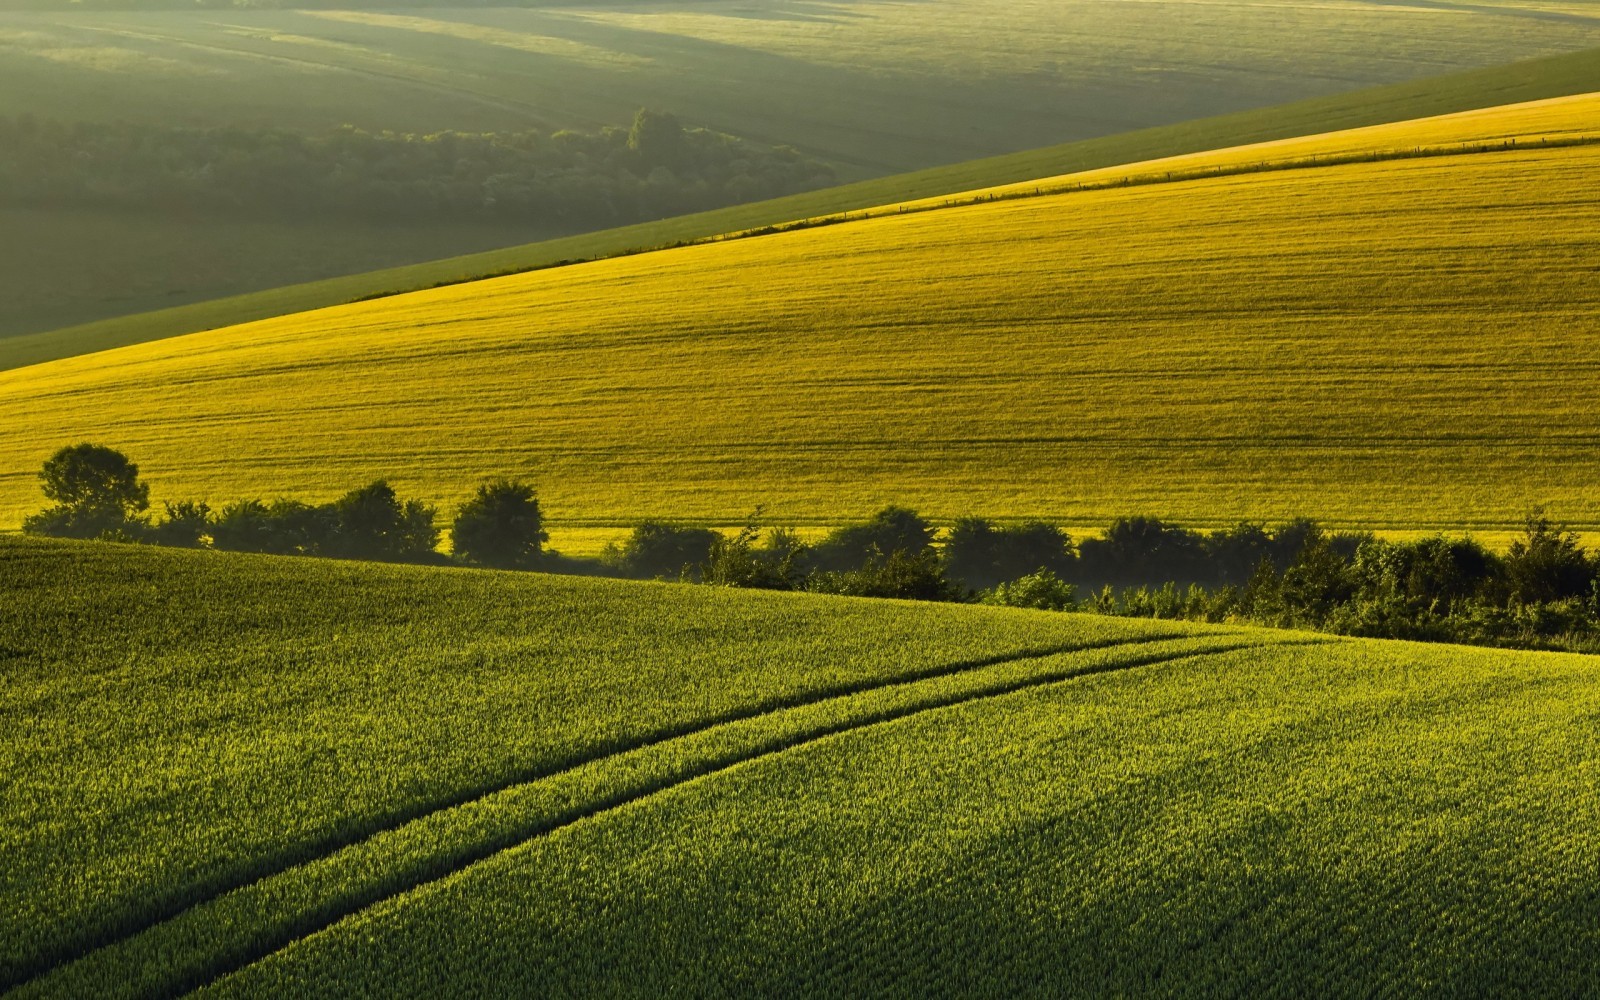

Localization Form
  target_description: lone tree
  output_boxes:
[22,443,150,539]
[451,479,548,570]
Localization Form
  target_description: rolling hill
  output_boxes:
[4,536,1598,997]
[5,0,1600,343]
[1,92,1598,539]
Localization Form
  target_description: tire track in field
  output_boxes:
[4,629,1226,996]
[167,636,1322,1000]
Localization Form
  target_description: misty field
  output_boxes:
[8,43,1600,365]
[2,95,1598,535]
[4,537,1599,997]
[5,0,1600,338]
[7,0,1598,170]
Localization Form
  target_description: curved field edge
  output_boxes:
[6,44,1600,372]
[0,536,1212,993]
[208,639,1600,999]
[16,634,1299,1000]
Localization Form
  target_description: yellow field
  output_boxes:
[2,95,1599,534]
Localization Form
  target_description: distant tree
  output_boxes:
[210,498,329,556]
[1504,513,1593,604]
[21,443,150,539]
[1350,535,1499,614]
[1203,522,1274,586]
[1277,526,1356,625]
[809,506,936,573]
[328,481,439,562]
[608,522,721,580]
[627,108,687,169]
[944,517,1073,590]
[451,479,548,570]
[1077,516,1205,587]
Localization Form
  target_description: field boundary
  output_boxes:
[7,630,1273,996]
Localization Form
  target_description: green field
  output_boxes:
[4,536,1598,996]
[6,0,1600,341]
[3,94,1598,537]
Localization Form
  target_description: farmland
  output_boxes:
[6,0,1600,340]
[5,536,1600,996]
[2,94,1599,537]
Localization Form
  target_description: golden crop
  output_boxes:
[2,95,1598,536]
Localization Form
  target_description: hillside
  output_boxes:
[5,1,1600,345]
[4,537,1599,996]
[2,93,1598,537]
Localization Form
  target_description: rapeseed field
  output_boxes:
[3,95,1596,535]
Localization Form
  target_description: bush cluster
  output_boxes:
[21,445,547,569]
[982,516,1600,652]
[601,506,962,601]
[0,110,835,227]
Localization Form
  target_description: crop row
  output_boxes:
[0,536,1207,993]
[209,640,1600,997]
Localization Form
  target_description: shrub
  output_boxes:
[700,514,806,590]
[608,522,721,580]
[807,550,960,602]
[982,569,1078,611]
[326,482,439,563]
[452,480,547,570]
[809,506,935,573]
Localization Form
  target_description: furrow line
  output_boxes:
[5,629,1203,995]
[166,636,1313,1000]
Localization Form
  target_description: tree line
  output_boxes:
[21,444,1600,653]
[22,443,545,569]
[0,110,835,226]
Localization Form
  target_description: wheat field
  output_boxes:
[8,538,1600,997]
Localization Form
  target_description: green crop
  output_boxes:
[7,536,1597,997]
[0,535,1217,997]
[207,641,1600,999]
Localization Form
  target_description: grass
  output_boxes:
[6,536,1600,996]
[3,93,1599,534]
[5,1,1600,344]
[0,208,548,345]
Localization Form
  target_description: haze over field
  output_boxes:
[5,0,1600,336]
